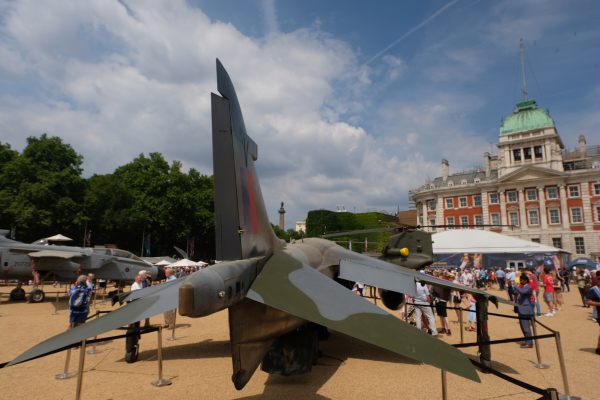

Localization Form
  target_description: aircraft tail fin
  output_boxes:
[212,59,280,261]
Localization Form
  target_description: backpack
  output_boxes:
[70,286,89,312]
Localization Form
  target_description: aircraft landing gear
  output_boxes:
[28,288,45,303]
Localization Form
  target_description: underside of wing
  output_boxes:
[7,278,186,367]
[246,251,480,382]
[339,257,508,305]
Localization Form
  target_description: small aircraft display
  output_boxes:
[6,60,503,390]
[0,231,164,302]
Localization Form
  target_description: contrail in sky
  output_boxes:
[362,0,460,66]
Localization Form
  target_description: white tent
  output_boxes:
[432,229,566,254]
[169,258,197,267]
[45,234,73,242]
[154,259,172,266]
[195,261,208,267]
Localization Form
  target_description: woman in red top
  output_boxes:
[542,271,555,316]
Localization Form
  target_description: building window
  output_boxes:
[548,208,560,225]
[427,200,436,211]
[570,207,583,223]
[447,180,454,187]
[507,190,518,203]
[446,217,455,228]
[474,178,480,183]
[568,185,580,198]
[459,197,467,208]
[429,218,436,227]
[534,145,543,159]
[490,213,500,225]
[489,193,499,204]
[546,187,558,199]
[473,195,482,207]
[596,205,600,222]
[526,188,537,201]
[531,238,540,243]
[460,216,469,227]
[574,237,585,254]
[594,183,600,196]
[528,209,540,226]
[524,147,532,160]
[445,198,453,209]
[461,179,467,185]
[552,238,562,249]
[509,211,519,226]
[474,215,483,227]
[513,148,521,162]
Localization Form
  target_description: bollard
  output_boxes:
[55,348,76,379]
[151,326,172,387]
[75,340,87,400]
[52,291,60,315]
[458,308,464,344]
[441,369,448,400]
[530,317,549,369]
[554,331,581,400]
[86,311,103,354]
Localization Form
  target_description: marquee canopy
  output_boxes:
[432,229,566,254]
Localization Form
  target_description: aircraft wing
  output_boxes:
[28,250,84,259]
[246,250,480,382]
[339,257,510,305]
[6,278,186,367]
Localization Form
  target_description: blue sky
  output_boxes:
[0,0,598,227]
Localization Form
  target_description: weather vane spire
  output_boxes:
[520,38,528,99]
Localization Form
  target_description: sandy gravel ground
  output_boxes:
[0,283,598,400]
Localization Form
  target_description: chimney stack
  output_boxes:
[441,159,449,181]
[578,134,587,155]
[484,152,491,178]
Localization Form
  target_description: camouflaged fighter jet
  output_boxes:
[0,231,164,302]
[6,60,496,389]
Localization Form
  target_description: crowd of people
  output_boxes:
[390,254,599,355]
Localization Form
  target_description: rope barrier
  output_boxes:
[452,333,555,349]
[468,358,547,396]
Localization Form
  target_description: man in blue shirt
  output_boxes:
[585,271,600,355]
[69,275,91,328]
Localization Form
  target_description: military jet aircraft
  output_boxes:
[0,231,164,302]
[6,60,501,390]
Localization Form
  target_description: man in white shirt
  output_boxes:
[414,281,438,335]
[130,274,144,291]
[163,268,177,329]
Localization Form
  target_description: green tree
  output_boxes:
[0,134,85,241]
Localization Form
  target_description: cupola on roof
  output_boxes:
[499,99,555,135]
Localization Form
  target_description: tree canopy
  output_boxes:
[0,134,215,260]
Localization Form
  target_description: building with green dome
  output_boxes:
[410,97,600,262]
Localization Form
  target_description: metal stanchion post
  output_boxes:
[554,331,580,400]
[55,348,76,379]
[458,308,464,344]
[151,326,172,387]
[530,317,549,369]
[75,340,87,400]
[87,311,102,354]
[441,369,448,400]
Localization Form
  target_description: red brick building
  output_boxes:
[410,98,600,261]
